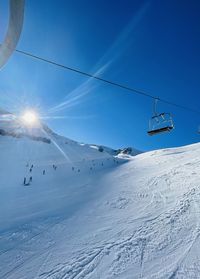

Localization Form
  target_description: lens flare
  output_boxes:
[21,110,39,126]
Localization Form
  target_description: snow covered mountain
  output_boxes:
[89,144,141,157]
[1,114,200,278]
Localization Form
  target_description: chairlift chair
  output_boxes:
[147,99,174,136]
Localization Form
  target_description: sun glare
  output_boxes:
[21,110,39,126]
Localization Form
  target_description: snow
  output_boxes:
[1,118,200,278]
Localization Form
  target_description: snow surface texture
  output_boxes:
[1,119,200,278]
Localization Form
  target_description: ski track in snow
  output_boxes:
[34,187,200,279]
[1,137,200,278]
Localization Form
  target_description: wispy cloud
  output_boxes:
[48,1,150,115]
[41,114,95,120]
[48,62,110,114]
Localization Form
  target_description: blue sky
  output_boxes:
[0,0,200,151]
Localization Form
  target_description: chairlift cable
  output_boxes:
[14,48,200,115]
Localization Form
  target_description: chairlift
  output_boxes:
[147,98,174,136]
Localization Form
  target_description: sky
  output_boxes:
[0,0,200,151]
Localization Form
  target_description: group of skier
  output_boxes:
[23,163,50,186]
[23,158,119,186]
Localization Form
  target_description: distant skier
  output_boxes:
[23,177,30,186]
[43,170,45,175]
[29,168,32,172]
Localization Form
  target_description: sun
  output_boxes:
[21,110,39,126]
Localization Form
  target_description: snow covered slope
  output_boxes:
[0,116,126,231]
[1,116,200,278]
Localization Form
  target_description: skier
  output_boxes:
[43,170,45,175]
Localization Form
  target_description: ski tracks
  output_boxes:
[167,187,200,278]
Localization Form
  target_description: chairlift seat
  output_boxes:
[147,99,174,136]
[147,126,173,136]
